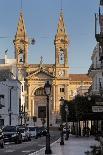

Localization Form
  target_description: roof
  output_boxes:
[69,74,92,82]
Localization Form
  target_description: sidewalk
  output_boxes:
[29,135,100,155]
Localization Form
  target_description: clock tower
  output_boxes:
[53,11,70,113]
[13,11,29,65]
[54,11,69,78]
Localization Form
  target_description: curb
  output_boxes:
[29,138,60,155]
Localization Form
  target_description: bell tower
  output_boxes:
[54,11,69,78]
[13,11,29,65]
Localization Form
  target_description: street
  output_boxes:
[0,130,60,155]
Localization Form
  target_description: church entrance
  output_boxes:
[34,87,47,126]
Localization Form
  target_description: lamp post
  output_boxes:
[60,97,64,145]
[9,86,14,126]
[65,104,69,140]
[44,81,52,154]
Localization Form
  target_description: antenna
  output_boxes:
[21,0,23,10]
[60,0,63,12]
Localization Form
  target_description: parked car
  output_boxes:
[25,127,31,141]
[18,127,28,141]
[63,127,66,134]
[2,126,22,144]
[27,126,41,138]
[39,127,47,136]
[27,126,37,137]
[35,127,42,139]
[18,126,31,141]
[0,129,4,148]
[63,127,70,134]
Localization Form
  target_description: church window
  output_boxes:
[34,87,45,96]
[59,50,64,64]
[60,88,64,92]
[22,85,23,92]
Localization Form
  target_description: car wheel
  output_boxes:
[1,142,4,148]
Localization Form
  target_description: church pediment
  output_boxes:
[26,68,54,80]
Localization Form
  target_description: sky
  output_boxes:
[0,0,99,74]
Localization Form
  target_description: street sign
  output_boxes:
[92,106,103,112]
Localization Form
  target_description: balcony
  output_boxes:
[99,81,103,96]
[88,64,101,75]
[95,33,103,44]
[99,52,103,61]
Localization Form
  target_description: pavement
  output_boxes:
[29,135,100,155]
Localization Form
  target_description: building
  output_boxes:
[69,74,92,98]
[88,1,103,96]
[0,80,21,126]
[0,64,21,126]
[0,55,21,126]
[87,0,103,133]
[0,10,92,126]
[88,44,102,95]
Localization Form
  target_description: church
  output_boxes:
[12,10,92,126]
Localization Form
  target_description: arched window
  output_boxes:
[34,87,45,96]
[59,50,64,64]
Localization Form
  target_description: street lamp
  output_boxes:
[44,81,52,154]
[9,86,14,126]
[65,104,69,140]
[60,97,64,145]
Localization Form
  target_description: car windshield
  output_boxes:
[28,127,37,131]
[2,126,16,132]
[19,128,25,133]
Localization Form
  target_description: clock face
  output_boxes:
[58,70,64,77]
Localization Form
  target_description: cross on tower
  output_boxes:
[40,56,43,65]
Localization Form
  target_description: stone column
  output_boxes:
[65,84,69,100]
[52,85,56,111]
[55,85,59,112]
[32,99,35,116]
[28,84,32,117]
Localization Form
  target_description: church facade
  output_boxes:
[13,11,92,125]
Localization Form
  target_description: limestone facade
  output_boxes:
[13,11,92,125]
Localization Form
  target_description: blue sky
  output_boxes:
[0,0,99,73]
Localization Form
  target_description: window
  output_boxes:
[22,86,23,92]
[0,95,4,107]
[34,87,45,96]
[60,88,64,92]
[59,50,64,64]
